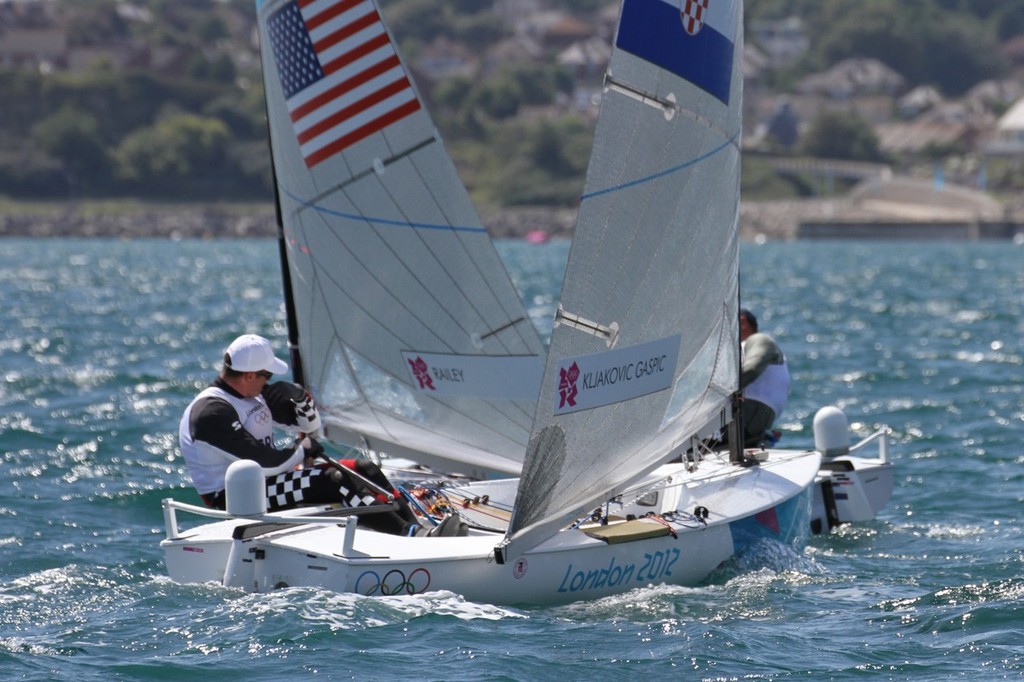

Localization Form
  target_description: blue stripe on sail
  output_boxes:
[282,187,488,233]
[616,0,733,104]
[580,130,738,201]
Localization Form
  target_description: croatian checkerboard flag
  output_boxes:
[616,0,737,105]
[266,0,421,168]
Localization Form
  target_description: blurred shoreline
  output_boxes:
[1,200,1021,241]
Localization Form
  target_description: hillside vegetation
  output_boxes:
[1,0,1022,209]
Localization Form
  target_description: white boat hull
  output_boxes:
[162,450,820,605]
[809,427,895,534]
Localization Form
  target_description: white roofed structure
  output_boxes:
[985,97,1024,156]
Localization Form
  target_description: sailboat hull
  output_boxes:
[161,450,819,606]
[808,421,895,534]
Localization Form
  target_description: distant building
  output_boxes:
[538,13,593,51]
[482,34,543,76]
[0,27,66,71]
[984,97,1024,157]
[750,17,809,67]
[875,120,974,157]
[897,86,943,119]
[557,36,609,83]
[966,79,1024,111]
[415,37,478,83]
[796,58,905,99]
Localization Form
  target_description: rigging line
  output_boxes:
[579,129,740,201]
[285,226,467,443]
[305,271,392,438]
[337,192,490,355]
[332,387,534,458]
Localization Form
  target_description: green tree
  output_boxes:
[506,64,573,107]
[804,1,1006,95]
[469,78,522,120]
[798,110,885,162]
[195,15,229,42]
[383,0,452,45]
[451,12,510,53]
[0,144,70,198]
[434,76,474,113]
[114,112,231,196]
[202,87,266,139]
[450,0,489,14]
[993,3,1024,40]
[495,118,591,206]
[547,0,608,13]
[63,2,128,47]
[528,120,584,177]
[922,15,1006,95]
[32,105,111,193]
[186,53,237,84]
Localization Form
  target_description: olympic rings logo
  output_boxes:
[355,567,431,596]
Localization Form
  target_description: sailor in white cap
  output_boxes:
[178,334,460,535]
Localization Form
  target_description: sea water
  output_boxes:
[1,238,1021,680]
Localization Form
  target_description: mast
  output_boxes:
[730,267,744,463]
[258,23,304,387]
[271,165,305,387]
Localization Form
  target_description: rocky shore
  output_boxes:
[0,205,279,240]
[2,199,1020,241]
[0,202,811,241]
[0,204,588,240]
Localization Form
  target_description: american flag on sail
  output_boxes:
[266,0,421,168]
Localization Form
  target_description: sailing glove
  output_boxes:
[292,392,323,437]
[301,436,325,461]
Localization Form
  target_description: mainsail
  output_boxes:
[256,0,545,478]
[500,0,744,557]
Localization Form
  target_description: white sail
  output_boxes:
[501,0,744,557]
[256,0,545,478]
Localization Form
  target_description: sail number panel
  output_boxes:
[552,335,680,415]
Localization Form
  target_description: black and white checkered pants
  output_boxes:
[201,462,415,535]
[264,466,379,511]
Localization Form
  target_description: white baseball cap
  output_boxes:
[224,334,289,374]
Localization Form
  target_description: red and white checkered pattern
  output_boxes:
[680,0,709,36]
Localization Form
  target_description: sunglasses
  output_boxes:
[255,371,273,380]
